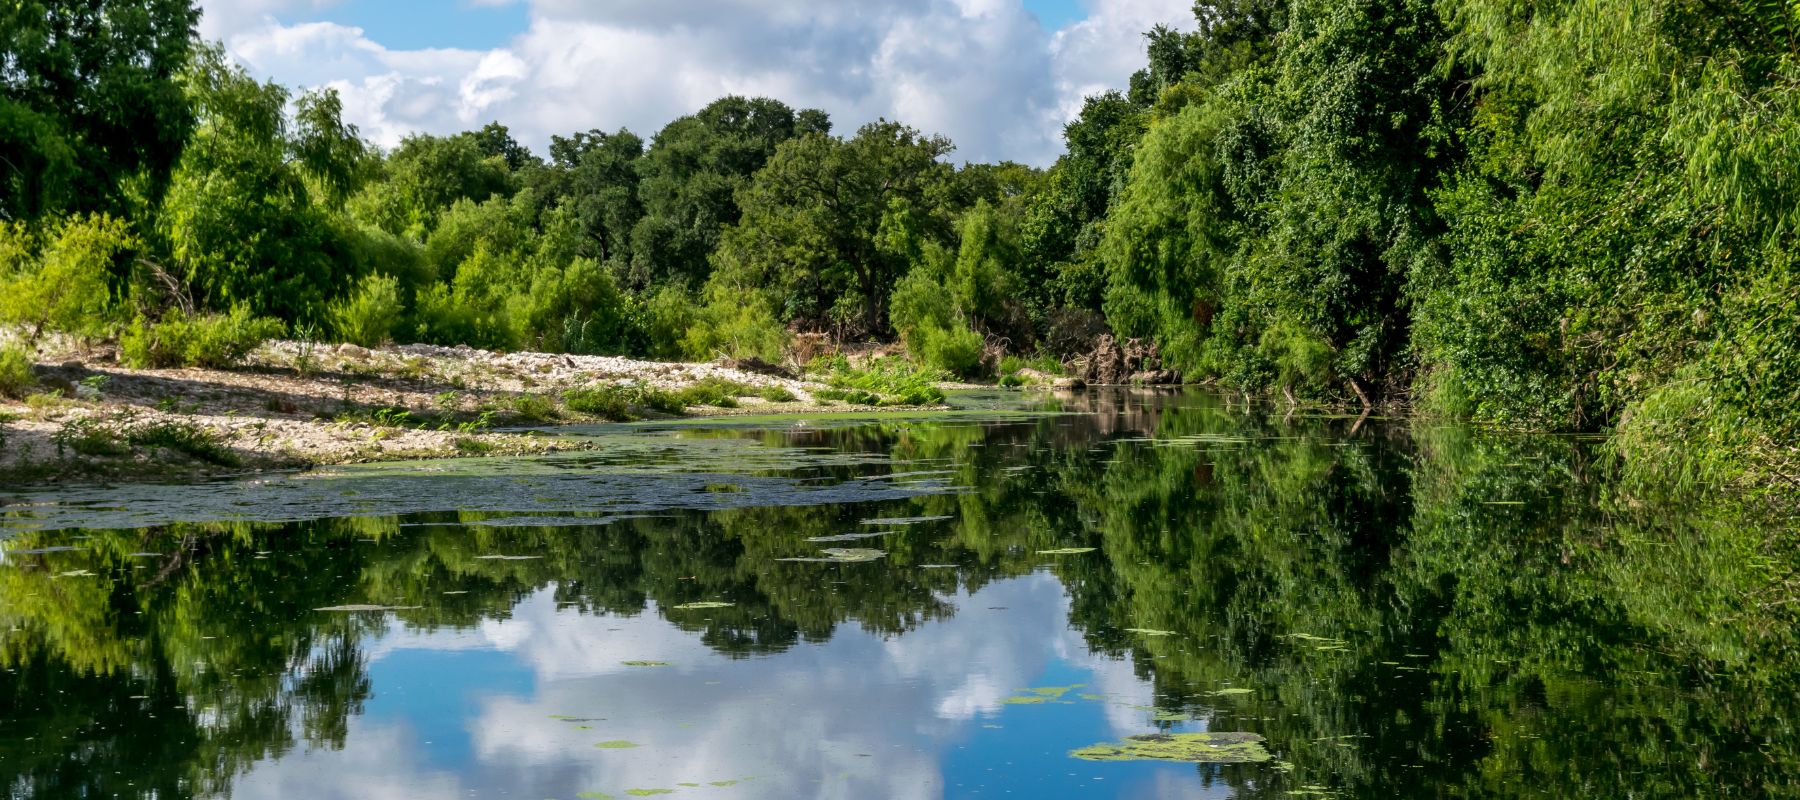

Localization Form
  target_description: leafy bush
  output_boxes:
[507,393,558,422]
[121,308,285,369]
[128,419,237,465]
[0,214,135,342]
[918,323,985,377]
[53,416,129,457]
[563,386,633,421]
[675,377,760,408]
[0,345,37,400]
[330,272,404,347]
[681,287,788,362]
[811,356,946,406]
[759,385,797,403]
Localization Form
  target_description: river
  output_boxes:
[2,390,1794,798]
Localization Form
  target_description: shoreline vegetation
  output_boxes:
[3,1,1796,500]
[0,336,1032,485]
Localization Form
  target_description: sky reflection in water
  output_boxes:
[3,390,1797,799]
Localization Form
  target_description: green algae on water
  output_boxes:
[776,547,886,563]
[314,604,421,612]
[594,740,640,749]
[1037,547,1096,555]
[671,601,734,610]
[1125,628,1176,636]
[1070,732,1272,763]
[621,660,672,667]
[625,790,674,797]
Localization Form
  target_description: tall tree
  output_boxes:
[712,120,953,335]
[0,0,199,220]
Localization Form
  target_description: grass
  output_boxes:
[997,353,1065,388]
[809,355,946,406]
[51,413,239,465]
[759,385,797,403]
[0,346,37,400]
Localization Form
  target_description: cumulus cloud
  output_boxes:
[200,0,1196,165]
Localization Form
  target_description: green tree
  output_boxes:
[0,0,199,220]
[712,120,953,335]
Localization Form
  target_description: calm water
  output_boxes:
[3,390,1797,799]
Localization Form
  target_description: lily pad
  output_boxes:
[1070,732,1272,763]
[621,660,672,667]
[806,531,894,543]
[671,601,734,610]
[1037,547,1096,555]
[315,604,421,612]
[594,740,640,749]
[776,548,886,563]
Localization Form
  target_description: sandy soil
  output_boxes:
[0,339,875,483]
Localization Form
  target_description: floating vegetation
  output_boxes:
[625,790,674,797]
[314,604,421,612]
[577,793,613,799]
[4,546,81,554]
[858,515,952,526]
[1037,547,1096,555]
[1211,687,1255,697]
[805,531,894,543]
[1070,732,1272,763]
[776,548,886,563]
[621,660,672,667]
[1005,684,1083,704]
[1125,628,1176,636]
[671,601,734,610]
[594,740,640,749]
[473,555,542,561]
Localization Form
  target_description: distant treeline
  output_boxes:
[2,0,1796,485]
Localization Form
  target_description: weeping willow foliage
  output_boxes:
[1096,0,1800,490]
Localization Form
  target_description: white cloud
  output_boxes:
[200,0,1195,165]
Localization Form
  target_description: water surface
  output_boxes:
[3,390,1796,798]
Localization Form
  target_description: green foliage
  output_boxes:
[758,385,797,403]
[120,308,285,369]
[126,419,237,465]
[0,345,38,399]
[329,273,404,347]
[680,285,788,362]
[562,386,633,421]
[0,214,136,342]
[0,0,198,220]
[810,356,946,406]
[711,120,954,335]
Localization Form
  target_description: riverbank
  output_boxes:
[0,339,909,484]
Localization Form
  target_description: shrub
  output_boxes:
[507,393,558,422]
[563,386,633,421]
[918,324,985,377]
[681,287,788,362]
[0,345,37,400]
[121,308,285,369]
[53,416,129,457]
[759,385,797,403]
[812,357,946,406]
[675,377,759,408]
[128,420,237,465]
[0,215,135,343]
[330,272,404,347]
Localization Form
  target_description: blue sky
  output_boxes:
[266,0,1093,50]
[202,0,1194,165]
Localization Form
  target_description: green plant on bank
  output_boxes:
[335,405,495,434]
[293,322,323,376]
[997,354,1065,388]
[121,308,286,369]
[329,272,404,347]
[48,413,235,464]
[0,345,38,399]
[758,385,797,403]
[808,355,946,406]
